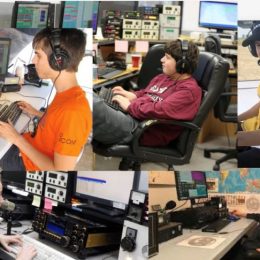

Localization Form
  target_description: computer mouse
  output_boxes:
[227,214,240,221]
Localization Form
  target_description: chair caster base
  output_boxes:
[213,164,220,171]
[204,150,211,158]
[119,158,141,171]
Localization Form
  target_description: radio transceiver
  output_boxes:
[32,210,122,259]
[160,27,179,40]
[124,11,141,19]
[159,14,180,28]
[163,5,181,15]
[25,171,76,204]
[123,19,142,29]
[123,30,141,39]
[141,20,159,30]
[141,30,159,40]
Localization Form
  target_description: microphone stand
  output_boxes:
[5,211,22,235]
[6,211,13,235]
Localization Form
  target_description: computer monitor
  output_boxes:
[74,171,139,212]
[199,1,237,32]
[1,171,26,190]
[60,1,99,34]
[0,38,11,77]
[175,171,208,206]
[11,1,51,28]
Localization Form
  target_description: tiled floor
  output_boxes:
[92,136,237,171]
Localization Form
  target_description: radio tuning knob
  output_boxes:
[73,224,79,230]
[59,191,64,196]
[71,244,79,253]
[81,227,87,233]
[121,237,136,252]
[60,236,70,247]
[60,176,65,181]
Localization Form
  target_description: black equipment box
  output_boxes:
[171,206,219,229]
[158,222,182,243]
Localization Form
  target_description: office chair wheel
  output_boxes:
[168,165,174,171]
[213,164,220,171]
[132,162,141,171]
[119,158,134,171]
[204,150,211,158]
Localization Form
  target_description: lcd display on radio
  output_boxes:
[46,222,65,236]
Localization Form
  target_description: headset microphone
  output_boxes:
[0,200,15,212]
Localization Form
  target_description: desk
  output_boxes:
[0,220,118,260]
[153,218,256,260]
[93,66,140,90]
[0,84,52,159]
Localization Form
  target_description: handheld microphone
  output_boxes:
[0,200,15,212]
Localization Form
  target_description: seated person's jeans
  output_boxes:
[0,145,25,171]
[93,93,139,145]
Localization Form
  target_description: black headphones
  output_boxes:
[176,39,190,74]
[48,29,70,71]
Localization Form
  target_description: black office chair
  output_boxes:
[205,34,222,55]
[93,49,230,170]
[203,35,237,170]
[128,44,165,90]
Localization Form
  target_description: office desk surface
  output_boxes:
[93,66,140,90]
[238,80,259,115]
[154,218,256,260]
[0,220,118,260]
[0,84,52,159]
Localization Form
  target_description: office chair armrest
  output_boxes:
[131,119,200,152]
[220,92,237,97]
[137,119,200,130]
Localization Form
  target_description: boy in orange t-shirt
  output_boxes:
[0,28,92,170]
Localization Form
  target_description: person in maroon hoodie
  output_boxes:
[93,40,202,147]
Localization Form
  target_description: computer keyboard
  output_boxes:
[97,67,123,79]
[202,218,231,233]
[9,235,75,260]
[0,101,22,125]
[99,87,125,112]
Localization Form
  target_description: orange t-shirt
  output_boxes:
[20,86,92,170]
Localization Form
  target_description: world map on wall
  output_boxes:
[206,169,260,193]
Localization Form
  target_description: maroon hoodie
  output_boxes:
[127,74,202,146]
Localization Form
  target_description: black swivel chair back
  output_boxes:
[136,44,165,89]
[173,52,230,160]
[205,34,222,55]
[93,48,229,170]
[203,34,237,170]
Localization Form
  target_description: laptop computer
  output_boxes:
[0,38,19,85]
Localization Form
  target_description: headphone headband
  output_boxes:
[48,29,70,71]
[176,39,190,74]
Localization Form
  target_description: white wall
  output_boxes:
[0,2,13,27]
[238,0,260,20]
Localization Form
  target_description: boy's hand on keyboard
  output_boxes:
[112,95,130,111]
[0,234,22,252]
[16,244,37,260]
[112,86,137,101]
[0,120,21,144]
[230,209,247,218]
[18,101,43,118]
